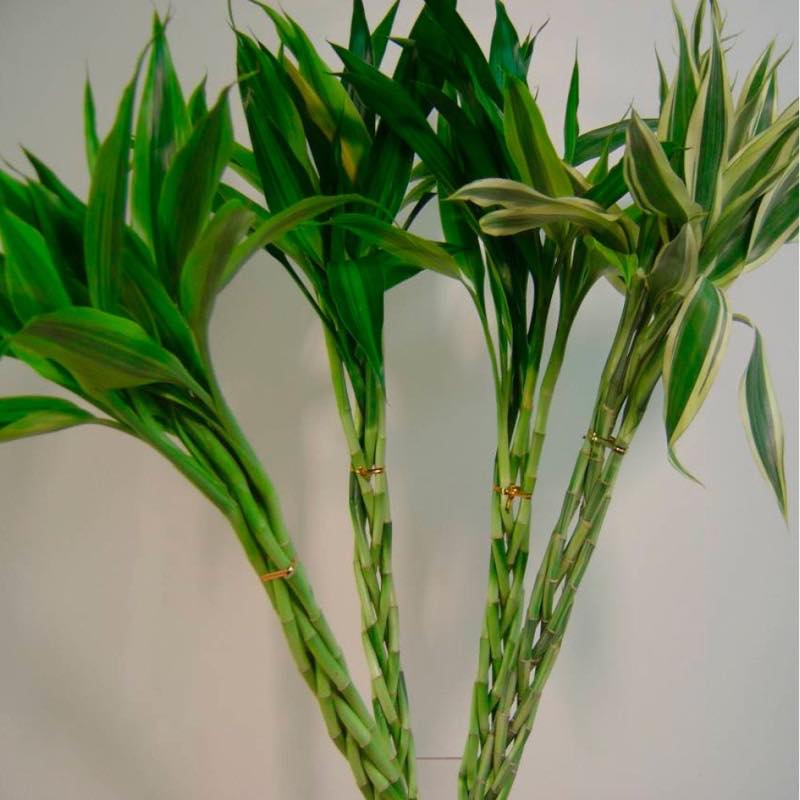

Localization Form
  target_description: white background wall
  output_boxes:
[0,1,796,798]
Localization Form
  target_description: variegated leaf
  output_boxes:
[663,276,732,477]
[624,111,703,223]
[734,314,788,520]
[684,24,732,213]
[646,223,699,303]
[451,178,630,251]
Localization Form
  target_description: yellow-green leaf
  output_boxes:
[0,395,95,443]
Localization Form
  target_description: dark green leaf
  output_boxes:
[564,50,580,163]
[83,76,100,174]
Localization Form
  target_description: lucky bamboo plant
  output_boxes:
[340,0,796,796]
[0,1,796,799]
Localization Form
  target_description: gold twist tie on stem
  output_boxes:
[585,431,628,455]
[493,483,533,511]
[260,561,296,583]
[351,464,385,479]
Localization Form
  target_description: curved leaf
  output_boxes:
[735,315,788,520]
[503,76,572,197]
[624,111,702,223]
[0,209,71,322]
[12,307,203,395]
[663,276,732,478]
[0,395,95,443]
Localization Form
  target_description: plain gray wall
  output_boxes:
[0,1,797,798]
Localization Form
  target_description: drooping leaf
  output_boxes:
[452,178,630,251]
[84,63,140,310]
[663,276,732,477]
[0,209,71,322]
[157,90,234,286]
[624,111,703,223]
[0,395,96,443]
[503,76,573,197]
[12,307,204,395]
[179,201,255,341]
[735,315,788,520]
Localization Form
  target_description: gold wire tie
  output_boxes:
[260,561,296,583]
[585,431,628,455]
[493,483,533,511]
[351,464,385,479]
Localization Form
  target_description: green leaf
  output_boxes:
[646,223,698,303]
[84,64,140,310]
[371,1,399,68]
[624,111,702,223]
[187,77,208,123]
[564,50,580,164]
[335,45,459,193]
[489,0,534,89]
[0,395,96,443]
[12,307,203,394]
[328,255,384,380]
[179,200,255,340]
[657,5,699,157]
[745,161,799,271]
[452,178,630,252]
[0,209,71,322]
[503,76,573,197]
[132,13,190,251]
[258,6,371,182]
[225,194,363,286]
[330,213,461,279]
[684,24,732,211]
[663,276,732,477]
[572,117,658,165]
[83,76,100,174]
[735,315,788,520]
[349,0,373,66]
[157,90,234,286]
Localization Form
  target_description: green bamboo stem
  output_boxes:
[113,387,409,800]
[477,286,665,798]
[325,331,417,797]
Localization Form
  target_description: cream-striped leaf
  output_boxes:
[452,178,631,251]
[745,162,799,272]
[735,315,788,520]
[663,276,732,477]
[624,111,702,224]
[684,25,733,213]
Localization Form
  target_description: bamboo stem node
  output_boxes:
[493,484,533,511]
[585,431,628,455]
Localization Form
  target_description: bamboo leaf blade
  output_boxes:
[0,209,71,322]
[0,395,96,443]
[663,276,732,476]
[735,315,788,520]
[12,307,203,394]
